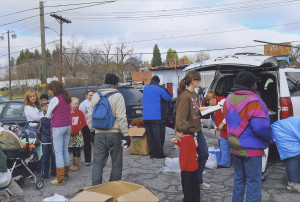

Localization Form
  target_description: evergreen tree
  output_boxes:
[16,50,25,65]
[33,49,41,59]
[45,49,51,58]
[166,48,179,65]
[24,49,34,60]
[151,44,162,67]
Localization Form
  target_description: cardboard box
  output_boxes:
[70,181,159,202]
[128,128,149,155]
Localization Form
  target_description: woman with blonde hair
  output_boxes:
[69,97,86,172]
[176,71,210,190]
[24,89,42,138]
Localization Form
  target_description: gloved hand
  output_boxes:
[122,136,131,148]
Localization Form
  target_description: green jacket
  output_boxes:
[0,145,7,173]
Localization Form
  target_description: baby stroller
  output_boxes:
[0,121,44,189]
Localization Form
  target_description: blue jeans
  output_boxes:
[42,143,56,177]
[220,137,231,167]
[232,155,262,202]
[284,154,300,183]
[28,125,39,139]
[52,126,71,168]
[197,130,209,184]
[144,121,165,158]
[92,132,123,185]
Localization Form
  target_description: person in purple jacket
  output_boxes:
[223,70,273,202]
[46,81,71,186]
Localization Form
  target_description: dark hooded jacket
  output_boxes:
[39,117,52,143]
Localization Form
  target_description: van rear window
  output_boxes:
[286,72,300,97]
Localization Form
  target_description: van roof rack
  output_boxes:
[235,52,264,56]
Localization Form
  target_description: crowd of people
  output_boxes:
[0,70,299,202]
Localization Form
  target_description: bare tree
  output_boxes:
[101,41,114,69]
[191,51,210,63]
[290,44,300,67]
[115,42,136,81]
[63,37,85,77]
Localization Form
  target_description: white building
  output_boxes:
[149,65,215,98]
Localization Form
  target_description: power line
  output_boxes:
[0,0,117,28]
[0,7,39,18]
[63,40,300,56]
[0,1,112,18]
[63,44,265,56]
[65,0,300,21]
[0,40,59,58]
[45,1,115,8]
[1,42,298,70]
[66,21,300,49]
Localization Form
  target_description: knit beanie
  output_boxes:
[105,73,119,85]
[40,93,49,100]
[151,75,160,83]
[234,70,256,88]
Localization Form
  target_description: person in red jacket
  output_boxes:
[205,91,230,168]
[69,97,86,172]
[171,120,199,202]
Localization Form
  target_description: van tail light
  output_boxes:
[280,97,293,119]
[167,83,173,97]
[201,99,206,107]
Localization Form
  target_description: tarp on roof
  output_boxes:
[184,55,279,72]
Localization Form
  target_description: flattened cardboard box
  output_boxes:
[128,128,149,155]
[70,180,159,202]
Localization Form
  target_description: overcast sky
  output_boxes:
[1,0,300,69]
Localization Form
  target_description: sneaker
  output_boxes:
[200,182,211,190]
[287,182,300,192]
[26,175,33,179]
[85,163,91,166]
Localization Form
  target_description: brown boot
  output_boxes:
[70,157,77,171]
[75,157,81,170]
[64,165,70,181]
[70,157,80,171]
[51,167,65,186]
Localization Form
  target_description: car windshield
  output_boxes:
[4,103,24,118]
[0,103,5,114]
[0,96,8,102]
[118,87,143,104]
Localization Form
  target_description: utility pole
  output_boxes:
[1,30,16,100]
[7,30,11,100]
[50,13,71,83]
[40,1,47,94]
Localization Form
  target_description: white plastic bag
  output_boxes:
[262,147,269,173]
[205,153,217,169]
[160,157,181,173]
[43,194,68,202]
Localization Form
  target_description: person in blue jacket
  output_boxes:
[271,115,300,193]
[143,75,172,159]
[39,106,57,179]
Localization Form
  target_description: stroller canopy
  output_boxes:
[0,131,23,151]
